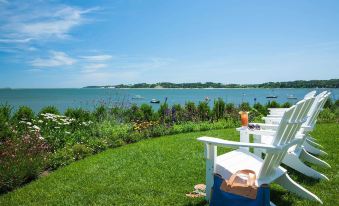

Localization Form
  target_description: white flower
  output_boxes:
[26,122,32,126]
[65,131,71,134]
[33,125,40,131]
[38,120,43,123]
[38,136,44,140]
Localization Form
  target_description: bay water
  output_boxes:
[0,88,338,113]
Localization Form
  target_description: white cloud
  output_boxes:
[0,38,33,43]
[80,55,113,61]
[0,1,98,42]
[18,7,91,39]
[80,54,112,73]
[82,63,107,73]
[30,51,76,67]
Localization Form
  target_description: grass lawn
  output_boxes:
[0,123,338,206]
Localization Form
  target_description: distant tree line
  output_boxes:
[84,79,339,89]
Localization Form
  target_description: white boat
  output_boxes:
[132,95,144,100]
[150,99,160,104]
[287,95,297,100]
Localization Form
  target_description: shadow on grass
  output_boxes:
[184,191,295,206]
[185,199,207,206]
[281,164,321,186]
[270,188,294,206]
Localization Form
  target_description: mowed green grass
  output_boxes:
[0,124,338,206]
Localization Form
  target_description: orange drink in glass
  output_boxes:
[239,111,249,127]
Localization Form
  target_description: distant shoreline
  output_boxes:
[83,79,339,89]
[1,87,337,90]
[85,87,316,90]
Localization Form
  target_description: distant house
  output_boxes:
[155,85,163,89]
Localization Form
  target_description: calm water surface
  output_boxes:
[0,88,338,112]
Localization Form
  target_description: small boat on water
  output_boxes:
[287,95,297,100]
[150,99,160,104]
[266,89,277,99]
[132,95,144,100]
[266,96,278,99]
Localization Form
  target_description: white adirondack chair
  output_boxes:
[246,94,331,180]
[264,91,330,156]
[198,98,322,204]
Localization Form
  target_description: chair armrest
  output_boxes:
[236,127,277,136]
[246,129,276,136]
[251,123,279,130]
[197,136,280,152]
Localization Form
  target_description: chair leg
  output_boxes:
[306,138,323,149]
[283,153,329,180]
[299,149,331,168]
[204,144,216,201]
[303,142,327,156]
[275,173,323,204]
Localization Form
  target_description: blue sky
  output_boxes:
[0,0,339,88]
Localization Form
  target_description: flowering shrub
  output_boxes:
[64,108,92,122]
[133,121,159,132]
[318,108,337,123]
[198,101,211,121]
[213,98,225,120]
[35,113,94,150]
[0,131,49,193]
[0,115,12,141]
[13,106,35,122]
[184,101,198,121]
[72,144,92,161]
[39,106,60,115]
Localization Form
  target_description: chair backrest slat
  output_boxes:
[258,97,315,179]
[304,90,317,99]
[273,97,315,168]
[304,91,327,126]
[308,92,330,127]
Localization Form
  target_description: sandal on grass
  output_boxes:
[186,184,206,198]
